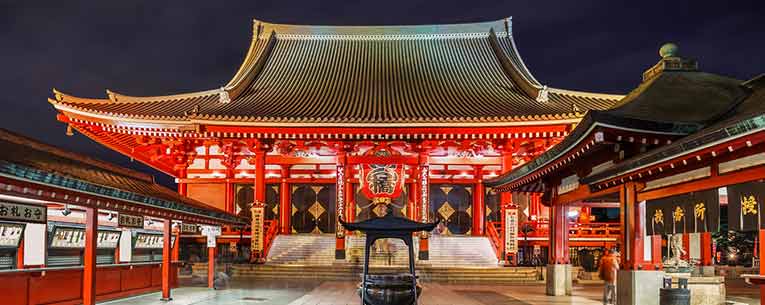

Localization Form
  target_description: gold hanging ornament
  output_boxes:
[673,206,685,222]
[694,202,706,220]
[741,195,758,216]
[653,209,664,225]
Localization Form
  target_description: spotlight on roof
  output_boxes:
[61,205,72,216]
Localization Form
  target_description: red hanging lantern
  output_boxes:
[359,163,405,199]
[357,146,405,200]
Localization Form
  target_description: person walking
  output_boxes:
[598,249,619,305]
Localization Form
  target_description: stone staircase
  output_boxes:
[230,264,541,283]
[266,234,499,267]
[244,234,540,283]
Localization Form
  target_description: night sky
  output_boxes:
[1,1,763,188]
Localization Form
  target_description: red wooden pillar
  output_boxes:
[225,181,234,213]
[549,202,570,264]
[407,182,417,221]
[82,207,98,305]
[472,165,485,236]
[172,230,180,262]
[253,150,267,260]
[620,182,646,269]
[651,235,663,267]
[499,147,514,216]
[254,151,266,204]
[529,193,540,219]
[279,165,291,234]
[161,219,172,301]
[681,233,690,261]
[700,232,713,266]
[346,165,355,223]
[16,236,23,269]
[177,168,187,196]
[207,246,215,289]
[759,229,765,305]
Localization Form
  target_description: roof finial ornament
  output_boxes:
[659,43,679,58]
[536,85,549,102]
[572,103,581,114]
[185,105,200,117]
[219,87,231,104]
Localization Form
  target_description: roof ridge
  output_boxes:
[252,17,512,36]
[105,88,221,103]
[547,87,624,100]
[52,89,110,104]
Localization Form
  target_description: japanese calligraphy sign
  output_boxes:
[200,225,221,248]
[180,223,198,234]
[251,202,264,253]
[97,230,121,249]
[645,189,719,235]
[50,226,86,248]
[728,181,765,232]
[134,232,164,249]
[504,208,518,254]
[0,222,25,248]
[118,213,144,229]
[0,202,46,223]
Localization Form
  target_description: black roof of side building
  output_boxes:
[0,128,243,224]
[582,74,765,185]
[486,45,751,189]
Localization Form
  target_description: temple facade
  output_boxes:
[49,18,623,262]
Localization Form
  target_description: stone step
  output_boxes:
[266,234,499,267]
[228,264,539,282]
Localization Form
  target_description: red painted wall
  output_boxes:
[0,264,177,305]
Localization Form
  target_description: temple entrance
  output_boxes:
[430,184,473,235]
[290,184,336,234]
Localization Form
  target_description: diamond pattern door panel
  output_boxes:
[235,184,280,220]
[485,187,500,222]
[291,184,336,234]
[430,184,472,235]
[354,184,408,221]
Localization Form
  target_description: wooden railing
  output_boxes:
[262,219,279,259]
[486,221,503,260]
[518,220,621,238]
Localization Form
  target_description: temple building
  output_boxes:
[49,18,624,263]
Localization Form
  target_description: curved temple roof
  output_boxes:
[50,18,622,127]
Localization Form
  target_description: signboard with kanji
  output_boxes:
[134,232,164,249]
[50,226,86,249]
[251,203,264,253]
[505,208,518,254]
[97,230,121,249]
[180,223,198,234]
[0,202,46,223]
[118,213,144,229]
[0,222,25,248]
[200,225,221,248]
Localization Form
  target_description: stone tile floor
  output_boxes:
[99,279,760,305]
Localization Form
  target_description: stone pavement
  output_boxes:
[98,279,760,305]
[98,280,599,305]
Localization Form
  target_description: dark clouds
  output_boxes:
[1,0,763,187]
